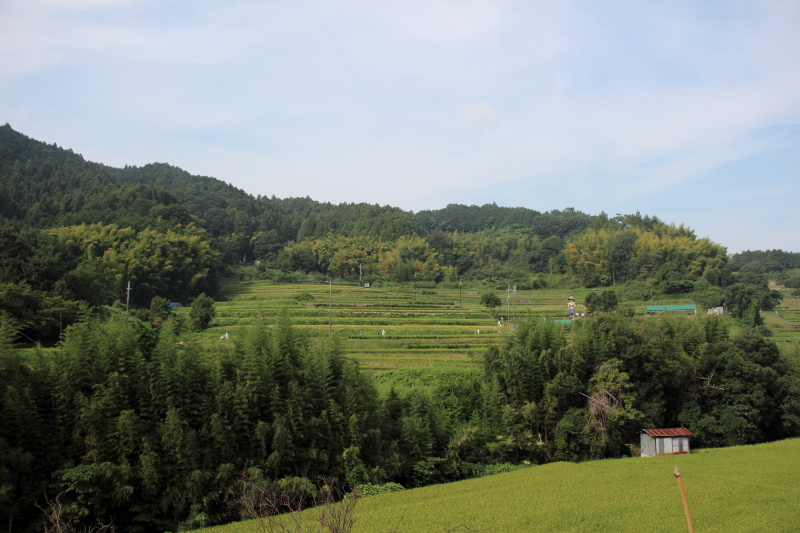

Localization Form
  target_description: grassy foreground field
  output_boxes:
[203,438,800,533]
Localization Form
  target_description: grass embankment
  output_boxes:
[204,438,800,533]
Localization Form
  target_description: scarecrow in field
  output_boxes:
[568,296,576,319]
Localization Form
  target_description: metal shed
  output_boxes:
[645,304,697,316]
[640,428,692,457]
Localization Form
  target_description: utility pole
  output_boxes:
[506,285,511,322]
[125,281,132,321]
[512,285,518,322]
[413,272,417,299]
[329,279,333,337]
[459,279,462,307]
[359,263,363,286]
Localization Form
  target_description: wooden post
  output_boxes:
[673,466,695,533]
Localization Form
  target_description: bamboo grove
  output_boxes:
[2,310,799,532]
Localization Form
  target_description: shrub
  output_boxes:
[356,482,405,497]
[615,280,654,302]
[585,290,618,314]
[530,276,547,289]
[189,292,216,330]
[480,292,502,310]
[294,292,315,302]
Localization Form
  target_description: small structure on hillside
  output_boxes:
[169,302,183,309]
[646,304,697,316]
[640,428,692,457]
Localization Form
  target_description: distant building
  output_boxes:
[169,302,183,309]
[640,428,692,457]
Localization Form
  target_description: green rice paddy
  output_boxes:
[764,283,800,361]
[176,278,800,372]
[183,281,602,371]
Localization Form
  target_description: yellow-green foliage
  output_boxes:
[566,224,728,286]
[203,438,800,533]
[48,221,219,304]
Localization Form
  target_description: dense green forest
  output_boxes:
[728,249,800,291]
[729,249,800,273]
[2,124,799,532]
[2,311,799,532]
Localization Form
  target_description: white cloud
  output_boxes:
[454,102,499,131]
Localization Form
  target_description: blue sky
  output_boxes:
[1,0,799,253]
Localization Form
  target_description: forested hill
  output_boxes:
[416,203,594,238]
[109,161,425,245]
[0,124,183,231]
[0,125,423,250]
[5,124,786,343]
[1,124,602,262]
[730,249,800,273]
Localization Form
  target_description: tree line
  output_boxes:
[0,223,221,345]
[2,124,748,297]
[729,249,800,274]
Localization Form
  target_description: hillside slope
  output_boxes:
[0,124,181,230]
[210,438,800,533]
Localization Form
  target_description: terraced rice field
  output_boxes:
[188,281,595,372]
[765,284,800,360]
[180,278,800,371]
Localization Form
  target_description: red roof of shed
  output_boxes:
[642,428,692,437]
